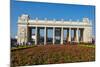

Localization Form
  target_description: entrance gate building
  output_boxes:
[17,14,92,45]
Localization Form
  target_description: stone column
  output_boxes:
[76,28,79,43]
[68,28,71,42]
[53,27,55,44]
[61,27,63,44]
[44,27,47,45]
[35,27,37,45]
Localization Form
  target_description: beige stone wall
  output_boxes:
[17,26,28,44]
[83,27,92,43]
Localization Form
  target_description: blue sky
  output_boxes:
[11,0,95,38]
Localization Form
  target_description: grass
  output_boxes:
[11,44,95,67]
[11,45,36,50]
[79,44,95,48]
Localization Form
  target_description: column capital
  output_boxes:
[77,28,79,30]
[69,27,71,30]
[53,27,56,29]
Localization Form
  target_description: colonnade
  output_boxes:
[33,27,84,45]
[17,14,92,45]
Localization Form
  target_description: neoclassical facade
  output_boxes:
[17,14,92,45]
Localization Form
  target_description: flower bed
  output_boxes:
[11,45,95,67]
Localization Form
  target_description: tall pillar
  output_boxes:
[44,27,47,45]
[76,28,79,43]
[35,27,37,45]
[61,27,63,44]
[68,28,71,42]
[53,27,55,44]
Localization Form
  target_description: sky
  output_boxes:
[11,0,95,38]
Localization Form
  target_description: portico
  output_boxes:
[17,14,92,45]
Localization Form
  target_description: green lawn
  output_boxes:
[79,44,95,48]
